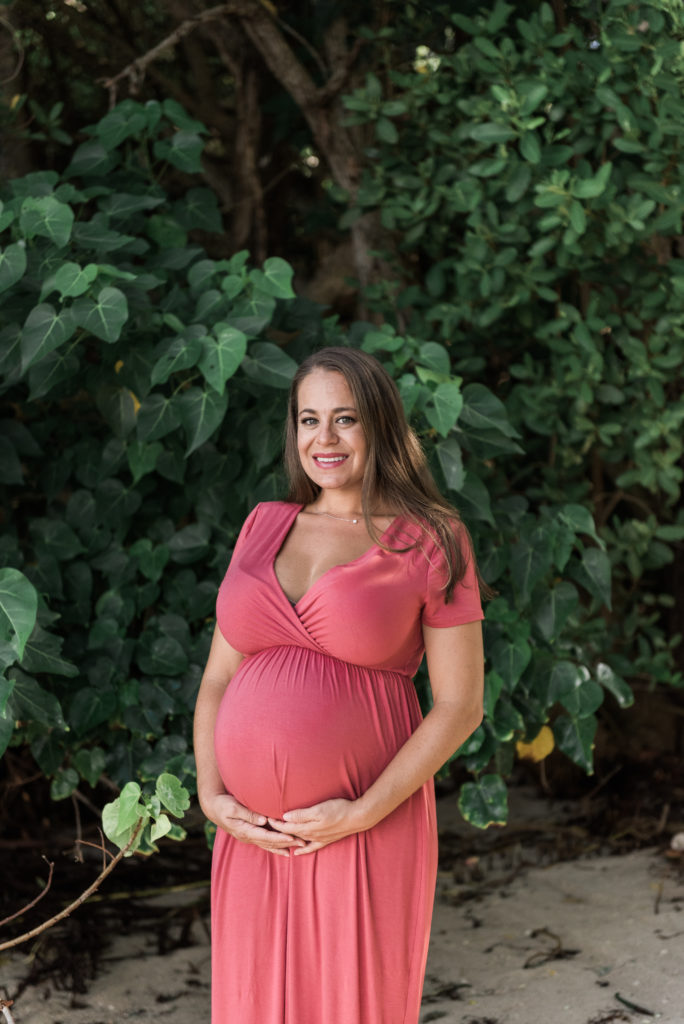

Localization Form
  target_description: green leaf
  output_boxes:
[376,116,399,144]
[116,781,144,832]
[198,326,247,394]
[241,341,297,389]
[129,539,170,582]
[249,257,296,300]
[20,196,75,248]
[362,330,403,354]
[65,140,115,177]
[435,437,464,492]
[20,625,78,677]
[510,526,551,605]
[0,568,38,660]
[553,714,596,774]
[572,162,612,200]
[30,518,85,560]
[175,386,228,455]
[73,747,107,788]
[96,385,138,438]
[155,131,205,173]
[6,668,66,727]
[418,341,450,375]
[150,333,203,387]
[51,767,79,801]
[519,82,548,116]
[96,101,148,149]
[53,261,98,298]
[458,773,508,828]
[457,471,495,526]
[426,380,463,436]
[176,187,223,232]
[549,661,602,717]
[520,132,541,163]
[150,813,172,842]
[73,286,128,343]
[127,440,163,484]
[568,200,586,235]
[532,581,579,642]
[21,304,76,372]
[505,164,531,203]
[28,347,80,400]
[595,662,634,709]
[483,671,504,720]
[167,522,211,564]
[489,635,531,690]
[460,383,520,437]
[0,713,14,759]
[470,122,516,144]
[571,547,612,609]
[0,677,15,716]
[228,294,276,335]
[0,242,27,295]
[156,772,191,816]
[558,504,604,547]
[137,392,181,442]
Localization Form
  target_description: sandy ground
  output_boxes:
[3,787,684,1024]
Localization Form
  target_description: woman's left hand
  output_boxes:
[268,798,369,855]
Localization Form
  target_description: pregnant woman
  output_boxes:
[194,346,485,1024]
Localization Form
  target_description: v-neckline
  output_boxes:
[272,503,398,610]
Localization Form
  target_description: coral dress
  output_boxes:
[211,501,483,1024]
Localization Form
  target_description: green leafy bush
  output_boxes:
[0,87,629,834]
[339,0,684,715]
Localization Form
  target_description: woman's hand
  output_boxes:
[203,793,305,857]
[268,798,369,856]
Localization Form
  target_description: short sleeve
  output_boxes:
[421,527,484,628]
[228,503,262,562]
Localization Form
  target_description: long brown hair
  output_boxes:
[284,346,481,603]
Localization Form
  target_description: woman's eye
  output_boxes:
[300,417,317,427]
[337,416,355,425]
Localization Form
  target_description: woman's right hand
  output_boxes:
[202,793,305,857]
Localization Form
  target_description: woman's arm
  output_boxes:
[194,624,305,856]
[269,619,484,854]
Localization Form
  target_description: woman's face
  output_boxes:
[296,369,368,500]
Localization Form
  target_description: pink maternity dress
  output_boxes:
[211,501,483,1024]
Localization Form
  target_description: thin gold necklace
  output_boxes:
[307,509,363,524]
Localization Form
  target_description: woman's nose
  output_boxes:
[316,419,337,443]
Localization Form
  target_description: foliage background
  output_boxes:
[1,0,683,843]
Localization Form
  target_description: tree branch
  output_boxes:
[0,857,54,928]
[0,819,144,953]
[100,2,251,104]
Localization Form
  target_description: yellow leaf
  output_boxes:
[129,389,141,414]
[10,94,21,110]
[516,725,554,763]
[259,0,277,14]
[115,359,124,373]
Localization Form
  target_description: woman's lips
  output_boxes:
[313,454,348,466]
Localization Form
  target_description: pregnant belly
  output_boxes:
[214,644,420,820]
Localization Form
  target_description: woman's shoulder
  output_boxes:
[249,500,300,521]
[389,513,467,551]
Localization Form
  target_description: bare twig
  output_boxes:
[100,3,250,105]
[72,792,84,863]
[74,834,116,868]
[0,857,54,928]
[0,15,24,87]
[0,819,144,953]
